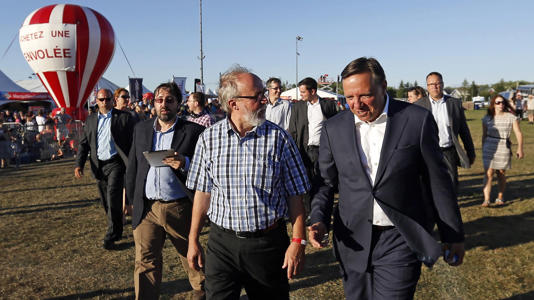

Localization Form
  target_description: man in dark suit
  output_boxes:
[414,72,475,191]
[125,82,205,299]
[308,57,465,299]
[74,88,134,250]
[288,77,337,218]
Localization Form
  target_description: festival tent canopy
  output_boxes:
[0,70,50,103]
[280,87,346,102]
[17,76,120,94]
[206,88,218,98]
[125,83,152,94]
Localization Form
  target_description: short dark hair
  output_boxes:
[154,82,183,104]
[407,86,427,98]
[426,72,443,82]
[340,57,386,85]
[266,77,281,88]
[298,77,317,91]
[190,92,206,107]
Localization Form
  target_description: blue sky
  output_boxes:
[1,0,533,92]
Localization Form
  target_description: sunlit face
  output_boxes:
[268,82,281,101]
[426,74,444,100]
[154,88,178,122]
[343,72,387,122]
[299,85,315,102]
[233,73,267,127]
[115,91,130,110]
[186,95,198,111]
[407,90,419,103]
[96,90,113,113]
[494,96,505,113]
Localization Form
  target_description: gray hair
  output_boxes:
[218,65,251,113]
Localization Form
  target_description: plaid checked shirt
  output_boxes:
[186,118,310,232]
[186,110,214,128]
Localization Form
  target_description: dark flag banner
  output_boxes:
[129,77,143,103]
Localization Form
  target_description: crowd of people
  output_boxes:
[3,56,528,299]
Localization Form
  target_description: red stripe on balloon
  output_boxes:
[64,4,89,107]
[80,9,114,109]
[66,71,79,108]
[40,72,67,108]
[28,5,55,25]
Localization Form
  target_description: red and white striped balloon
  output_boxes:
[19,4,114,120]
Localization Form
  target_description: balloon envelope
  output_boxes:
[19,4,115,120]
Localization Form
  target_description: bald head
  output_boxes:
[96,88,113,114]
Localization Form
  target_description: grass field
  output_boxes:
[0,110,533,299]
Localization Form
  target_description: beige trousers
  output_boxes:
[134,200,205,299]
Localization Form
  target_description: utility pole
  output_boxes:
[199,0,205,85]
[295,35,303,100]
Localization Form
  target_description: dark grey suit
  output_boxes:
[288,98,338,214]
[311,100,464,299]
[76,109,134,242]
[414,96,475,190]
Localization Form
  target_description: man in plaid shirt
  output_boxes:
[186,66,310,299]
[186,92,214,128]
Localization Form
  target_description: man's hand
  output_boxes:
[187,239,204,271]
[162,152,185,170]
[282,241,305,279]
[308,222,328,248]
[74,167,84,179]
[123,204,133,216]
[442,242,465,266]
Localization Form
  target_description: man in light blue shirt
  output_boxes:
[265,77,291,130]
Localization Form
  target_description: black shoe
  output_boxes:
[103,239,116,250]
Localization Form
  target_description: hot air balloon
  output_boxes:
[19,4,115,120]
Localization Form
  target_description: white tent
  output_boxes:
[206,88,218,98]
[1,70,30,92]
[125,83,152,94]
[281,87,345,102]
[17,77,120,93]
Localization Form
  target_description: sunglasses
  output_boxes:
[120,95,130,99]
[97,97,112,102]
[495,101,504,105]
[154,98,176,104]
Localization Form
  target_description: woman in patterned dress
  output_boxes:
[481,95,524,207]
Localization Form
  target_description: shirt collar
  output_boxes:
[354,94,389,126]
[307,97,321,107]
[98,109,113,119]
[153,116,178,133]
[224,117,265,137]
[430,94,445,104]
[267,98,282,107]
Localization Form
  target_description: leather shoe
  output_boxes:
[102,239,116,250]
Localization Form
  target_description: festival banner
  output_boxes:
[19,23,77,72]
[129,78,143,103]
[172,76,187,100]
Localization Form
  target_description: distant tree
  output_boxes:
[492,79,507,93]
[396,80,406,98]
[414,80,418,87]
[387,86,397,99]
[471,81,479,97]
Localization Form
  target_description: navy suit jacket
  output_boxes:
[125,118,205,229]
[310,100,464,275]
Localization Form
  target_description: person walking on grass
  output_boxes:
[481,95,524,207]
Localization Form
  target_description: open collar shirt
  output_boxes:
[145,118,187,201]
[354,95,393,226]
[265,98,292,130]
[96,109,117,161]
[429,95,452,148]
[186,118,310,232]
[307,98,325,146]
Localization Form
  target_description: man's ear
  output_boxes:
[228,98,238,111]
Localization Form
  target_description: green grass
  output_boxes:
[0,110,533,299]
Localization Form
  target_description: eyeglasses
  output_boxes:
[427,82,443,87]
[97,97,112,102]
[495,101,504,105]
[269,87,281,91]
[234,89,267,102]
[154,97,176,104]
[120,95,130,99]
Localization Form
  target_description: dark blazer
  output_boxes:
[125,118,205,229]
[76,109,134,179]
[310,100,464,276]
[288,97,338,165]
[414,96,475,168]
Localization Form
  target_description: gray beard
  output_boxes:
[244,106,266,127]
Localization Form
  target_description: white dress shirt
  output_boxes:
[429,96,452,148]
[354,95,393,226]
[307,99,325,146]
[265,98,291,130]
